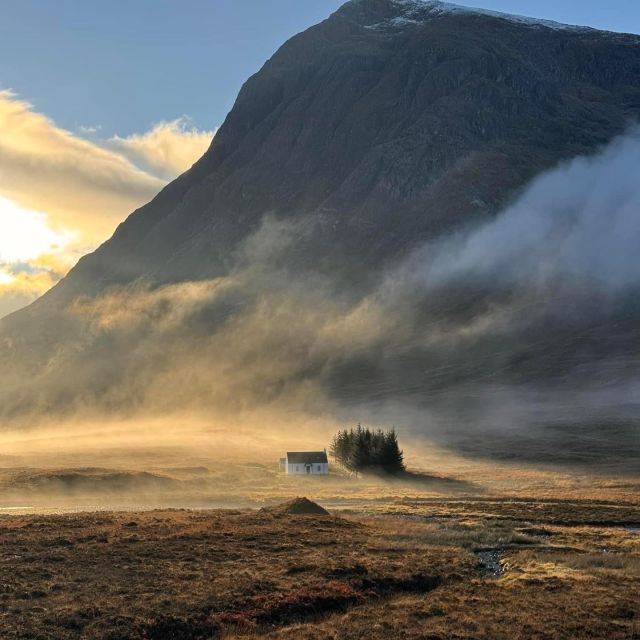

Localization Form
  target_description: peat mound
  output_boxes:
[263,497,330,516]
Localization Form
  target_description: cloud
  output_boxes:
[416,128,640,292]
[107,117,215,180]
[0,194,77,316]
[0,90,215,317]
[0,268,59,319]
[0,196,75,263]
[77,124,102,135]
[0,90,165,243]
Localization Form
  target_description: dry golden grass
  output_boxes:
[0,447,638,638]
[0,456,638,518]
[0,494,638,639]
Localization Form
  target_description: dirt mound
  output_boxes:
[265,497,330,516]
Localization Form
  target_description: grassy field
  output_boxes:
[1,438,638,511]
[0,489,638,639]
[0,439,638,639]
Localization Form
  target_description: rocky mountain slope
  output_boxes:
[24,0,640,303]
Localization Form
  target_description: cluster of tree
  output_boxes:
[329,424,405,475]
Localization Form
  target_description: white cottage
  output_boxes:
[280,451,329,475]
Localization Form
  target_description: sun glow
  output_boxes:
[0,268,14,285]
[0,196,74,263]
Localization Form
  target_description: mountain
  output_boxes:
[1,0,640,465]
[25,0,640,303]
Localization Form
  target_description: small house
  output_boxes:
[282,451,329,475]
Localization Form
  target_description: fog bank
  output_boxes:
[1,130,639,469]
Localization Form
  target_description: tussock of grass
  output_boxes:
[543,550,640,575]
[261,497,329,516]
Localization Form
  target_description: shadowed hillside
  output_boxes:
[1,0,639,466]
[21,0,640,301]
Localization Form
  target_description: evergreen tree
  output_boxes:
[380,428,404,473]
[329,432,343,466]
[352,426,370,474]
[329,424,405,475]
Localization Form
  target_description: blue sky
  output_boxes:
[0,0,638,136]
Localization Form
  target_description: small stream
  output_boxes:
[475,550,505,578]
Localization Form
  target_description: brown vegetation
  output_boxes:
[261,497,329,516]
[0,494,638,639]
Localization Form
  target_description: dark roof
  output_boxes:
[286,451,328,464]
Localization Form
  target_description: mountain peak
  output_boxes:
[342,0,594,33]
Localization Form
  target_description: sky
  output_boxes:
[0,0,638,318]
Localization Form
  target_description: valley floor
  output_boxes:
[1,494,638,639]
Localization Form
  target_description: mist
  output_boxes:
[0,130,639,471]
[421,127,640,289]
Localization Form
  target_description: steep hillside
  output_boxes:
[1,0,639,464]
[21,0,640,305]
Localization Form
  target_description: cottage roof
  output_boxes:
[286,451,328,464]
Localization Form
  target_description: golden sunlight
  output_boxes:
[0,267,14,285]
[0,195,75,263]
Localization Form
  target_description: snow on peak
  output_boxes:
[366,0,593,33]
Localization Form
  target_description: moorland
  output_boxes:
[1,452,638,639]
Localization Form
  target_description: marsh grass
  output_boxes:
[0,457,638,639]
[0,494,638,639]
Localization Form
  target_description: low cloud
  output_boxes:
[107,117,215,180]
[416,128,640,291]
[0,90,164,243]
[0,130,639,468]
[0,269,59,319]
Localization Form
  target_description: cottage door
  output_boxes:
[305,464,311,474]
